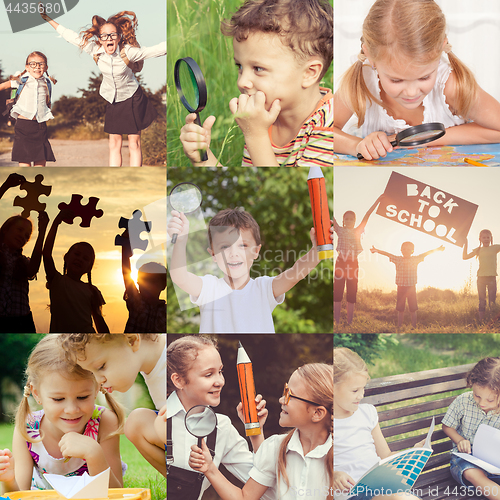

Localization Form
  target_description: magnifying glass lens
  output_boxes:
[185,406,217,438]
[170,184,202,213]
[179,60,200,111]
[399,129,443,145]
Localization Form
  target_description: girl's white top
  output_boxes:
[344,53,466,138]
[167,391,274,500]
[10,76,54,122]
[56,24,166,103]
[249,429,332,500]
[140,339,166,409]
[333,404,380,500]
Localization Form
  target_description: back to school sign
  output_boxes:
[376,172,478,247]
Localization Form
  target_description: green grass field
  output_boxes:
[0,424,165,499]
[167,0,334,167]
[334,287,500,333]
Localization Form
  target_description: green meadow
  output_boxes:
[167,0,334,167]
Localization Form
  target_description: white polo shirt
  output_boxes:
[249,429,332,499]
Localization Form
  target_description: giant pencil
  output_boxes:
[236,342,261,436]
[307,166,333,260]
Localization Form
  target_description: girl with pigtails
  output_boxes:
[334,0,500,160]
[0,335,125,493]
[0,51,57,166]
[40,4,166,166]
[189,363,333,500]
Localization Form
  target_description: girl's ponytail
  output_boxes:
[447,51,478,120]
[14,383,42,444]
[101,389,126,440]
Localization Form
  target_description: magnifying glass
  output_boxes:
[169,182,203,244]
[357,122,446,160]
[175,57,208,162]
[185,405,218,448]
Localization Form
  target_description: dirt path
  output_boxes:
[0,139,130,166]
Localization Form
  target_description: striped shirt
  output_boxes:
[442,391,500,452]
[390,255,425,286]
[242,88,333,167]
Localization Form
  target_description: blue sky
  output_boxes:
[0,0,166,100]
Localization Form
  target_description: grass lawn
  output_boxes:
[0,424,165,500]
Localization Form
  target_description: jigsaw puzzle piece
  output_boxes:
[13,174,52,217]
[114,209,152,252]
[58,194,104,228]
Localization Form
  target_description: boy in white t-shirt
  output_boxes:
[168,208,333,333]
[59,334,166,476]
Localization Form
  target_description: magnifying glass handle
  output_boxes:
[357,139,398,160]
[195,112,209,162]
[197,437,202,448]
[171,233,178,244]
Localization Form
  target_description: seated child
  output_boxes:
[442,357,500,497]
[179,0,333,167]
[167,207,333,333]
[371,241,444,330]
[0,335,125,493]
[120,229,166,333]
[58,334,166,476]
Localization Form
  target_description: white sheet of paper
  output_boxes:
[424,416,435,449]
[44,468,110,499]
[454,452,500,475]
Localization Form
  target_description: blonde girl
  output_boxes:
[443,357,500,498]
[40,5,165,167]
[0,334,125,493]
[334,347,422,500]
[42,210,109,333]
[334,0,500,160]
[189,363,333,500]
[167,336,268,500]
[0,52,57,166]
[463,230,500,321]
[0,173,48,333]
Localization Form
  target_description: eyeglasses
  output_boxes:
[99,32,119,41]
[28,62,46,68]
[282,383,322,406]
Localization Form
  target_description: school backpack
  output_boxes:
[92,47,144,74]
[2,75,52,116]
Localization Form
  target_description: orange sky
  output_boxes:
[0,168,166,333]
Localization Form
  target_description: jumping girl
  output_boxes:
[443,357,500,498]
[334,347,423,500]
[189,362,333,500]
[334,0,500,160]
[42,209,109,333]
[0,173,48,333]
[0,335,124,492]
[463,230,500,322]
[167,336,268,500]
[40,5,166,166]
[0,52,57,166]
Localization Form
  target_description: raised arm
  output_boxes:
[0,81,11,92]
[26,211,49,279]
[119,230,138,298]
[370,246,395,260]
[462,239,478,260]
[419,245,445,259]
[0,173,25,200]
[358,194,383,231]
[42,210,67,282]
[39,2,59,30]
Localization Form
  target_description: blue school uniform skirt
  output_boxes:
[104,86,158,135]
[11,119,55,163]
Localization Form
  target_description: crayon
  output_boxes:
[307,166,333,260]
[236,341,261,436]
[463,158,488,167]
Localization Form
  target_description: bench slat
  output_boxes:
[377,396,458,421]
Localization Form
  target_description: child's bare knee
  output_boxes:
[463,467,487,482]
[125,408,150,441]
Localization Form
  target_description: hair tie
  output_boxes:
[23,385,31,398]
[444,42,452,54]
[357,52,367,63]
[100,386,108,395]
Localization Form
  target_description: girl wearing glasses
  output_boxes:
[189,363,333,500]
[40,5,165,166]
[0,52,57,166]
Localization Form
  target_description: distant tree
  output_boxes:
[0,334,41,422]
[77,72,106,123]
[51,95,83,121]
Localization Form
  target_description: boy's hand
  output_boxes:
[0,449,15,483]
[236,394,268,429]
[438,245,445,252]
[333,470,355,492]
[38,210,49,231]
[370,245,377,253]
[188,439,214,474]
[356,131,394,160]
[56,208,75,224]
[229,91,281,138]
[457,439,472,454]
[180,114,216,164]
[167,210,190,240]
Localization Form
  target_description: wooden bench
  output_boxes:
[363,363,485,500]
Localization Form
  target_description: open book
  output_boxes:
[453,424,500,474]
[348,417,435,498]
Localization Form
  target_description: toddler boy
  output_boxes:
[370,242,444,330]
[180,0,333,167]
[168,207,333,332]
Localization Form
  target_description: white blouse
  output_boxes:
[10,75,54,123]
[56,24,166,103]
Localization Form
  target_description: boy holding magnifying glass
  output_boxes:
[180,0,333,167]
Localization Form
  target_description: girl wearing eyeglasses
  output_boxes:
[0,51,57,166]
[40,4,165,167]
[189,362,333,500]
